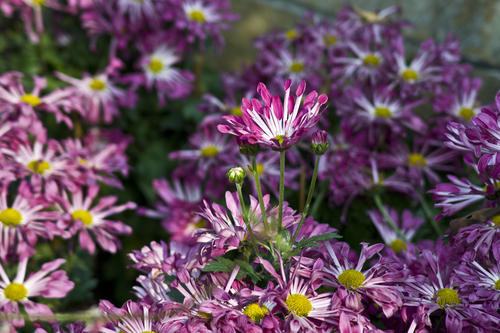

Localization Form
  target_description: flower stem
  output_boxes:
[292,155,320,243]
[373,194,409,243]
[252,155,269,232]
[278,150,286,232]
[418,191,442,236]
[236,183,254,241]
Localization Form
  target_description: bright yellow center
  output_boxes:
[142,332,155,333]
[274,135,287,145]
[77,158,89,165]
[191,219,206,229]
[230,106,242,116]
[289,62,304,73]
[89,78,106,91]
[436,288,461,308]
[33,0,45,5]
[490,215,500,226]
[148,59,163,73]
[323,34,337,45]
[286,294,312,317]
[495,280,500,290]
[243,303,269,322]
[0,208,23,227]
[337,269,365,290]
[197,311,212,319]
[390,239,407,253]
[4,283,28,302]
[363,54,380,67]
[20,94,42,107]
[200,145,219,157]
[408,153,427,167]
[72,210,93,226]
[189,10,205,22]
[459,107,474,121]
[286,29,296,39]
[27,160,51,174]
[374,106,392,118]
[402,69,419,81]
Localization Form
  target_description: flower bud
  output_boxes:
[310,130,329,155]
[227,167,246,183]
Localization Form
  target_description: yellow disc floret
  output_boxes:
[27,160,51,175]
[495,279,500,290]
[436,288,461,307]
[490,215,500,226]
[200,145,219,158]
[72,209,93,226]
[390,239,407,253]
[189,10,205,22]
[337,269,365,290]
[243,303,269,322]
[149,59,163,73]
[4,283,28,302]
[286,294,312,317]
[0,208,23,227]
[374,106,392,118]
[285,29,296,39]
[89,78,106,91]
[363,54,380,67]
[20,94,42,107]
[408,153,427,167]
[33,0,45,5]
[459,107,474,121]
[230,106,242,116]
[289,62,304,73]
[401,69,419,81]
[323,34,337,46]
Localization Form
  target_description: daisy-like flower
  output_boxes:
[0,257,74,328]
[218,79,328,150]
[0,181,59,262]
[138,45,194,105]
[434,77,483,121]
[368,207,424,254]
[452,216,500,257]
[322,242,405,317]
[56,63,131,124]
[55,185,136,254]
[99,300,166,333]
[117,0,158,23]
[331,42,385,84]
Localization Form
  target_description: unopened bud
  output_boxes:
[310,130,329,155]
[227,167,246,183]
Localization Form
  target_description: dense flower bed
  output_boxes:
[0,1,499,332]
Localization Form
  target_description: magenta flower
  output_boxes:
[55,185,135,254]
[218,79,328,150]
[100,300,166,333]
[0,257,74,328]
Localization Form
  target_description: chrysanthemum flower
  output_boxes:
[452,217,500,257]
[117,0,158,23]
[55,185,135,254]
[0,257,74,327]
[434,77,483,121]
[331,42,385,84]
[100,300,166,333]
[218,79,328,150]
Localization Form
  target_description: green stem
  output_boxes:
[292,155,320,243]
[310,181,326,218]
[418,191,442,236]
[252,155,269,232]
[373,194,409,243]
[236,183,254,241]
[277,150,286,232]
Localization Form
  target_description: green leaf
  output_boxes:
[234,259,261,283]
[294,232,342,250]
[202,257,236,273]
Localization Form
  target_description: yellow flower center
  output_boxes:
[323,34,337,46]
[197,311,212,319]
[490,215,500,226]
[337,269,365,290]
[459,107,474,121]
[33,0,45,5]
[71,210,93,226]
[363,54,380,67]
[0,208,23,227]
[401,69,419,81]
[191,219,206,229]
[436,288,461,308]
[89,78,106,91]
[408,153,427,167]
[243,303,269,322]
[27,160,51,174]
[374,106,392,118]
[189,10,205,22]
[20,94,42,107]
[286,294,312,317]
[4,283,28,302]
[390,239,407,253]
[289,62,304,73]
[77,158,89,165]
[285,29,297,39]
[230,106,242,116]
[274,135,287,145]
[495,279,500,290]
[200,145,219,157]
[148,59,163,73]
[142,332,155,333]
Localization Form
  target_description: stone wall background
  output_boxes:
[207,0,500,102]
